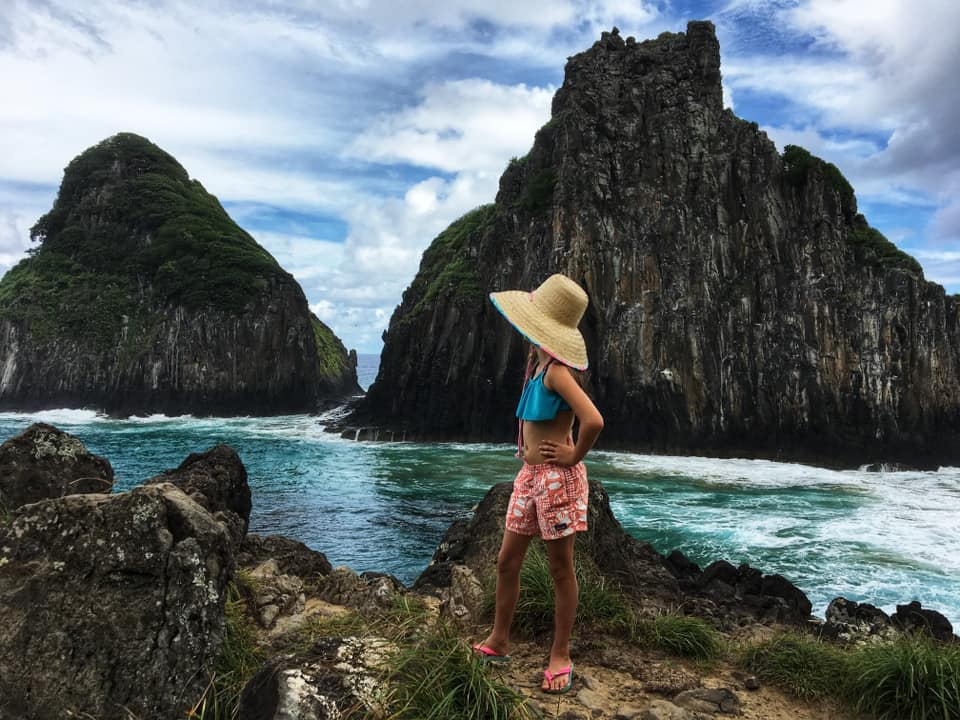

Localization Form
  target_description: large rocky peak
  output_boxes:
[354,22,960,465]
[0,133,359,415]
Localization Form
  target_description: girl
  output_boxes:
[475,273,604,694]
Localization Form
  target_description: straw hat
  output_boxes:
[489,273,589,370]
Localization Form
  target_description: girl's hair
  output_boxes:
[525,344,586,388]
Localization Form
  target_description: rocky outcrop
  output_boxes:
[238,636,390,720]
[0,133,359,416]
[239,533,334,578]
[663,551,812,627]
[415,479,681,606]
[351,23,960,467]
[0,483,232,720]
[822,597,955,643]
[0,422,113,512]
[146,443,251,548]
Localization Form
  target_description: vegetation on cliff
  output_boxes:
[782,144,923,276]
[402,204,495,322]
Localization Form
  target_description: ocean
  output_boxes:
[1,353,956,626]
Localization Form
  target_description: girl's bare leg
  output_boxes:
[478,530,533,654]
[542,533,577,691]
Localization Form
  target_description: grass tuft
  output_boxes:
[846,635,960,720]
[634,613,725,663]
[501,541,631,637]
[386,623,538,720]
[738,632,849,702]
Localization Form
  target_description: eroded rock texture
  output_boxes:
[0,484,232,720]
[0,422,113,511]
[353,23,960,466]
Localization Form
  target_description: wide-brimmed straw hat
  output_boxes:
[489,273,589,370]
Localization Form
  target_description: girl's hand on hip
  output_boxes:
[538,440,578,466]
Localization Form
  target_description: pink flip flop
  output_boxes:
[543,663,575,694]
[471,643,512,664]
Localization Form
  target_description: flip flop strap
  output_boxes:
[544,666,572,682]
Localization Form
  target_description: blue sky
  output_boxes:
[1,0,958,353]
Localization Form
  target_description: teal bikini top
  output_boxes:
[516,359,571,421]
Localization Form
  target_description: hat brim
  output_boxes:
[489,291,588,370]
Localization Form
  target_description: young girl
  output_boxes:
[474,273,604,694]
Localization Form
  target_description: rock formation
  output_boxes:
[0,133,359,416]
[351,23,960,466]
[0,422,113,512]
[0,483,233,719]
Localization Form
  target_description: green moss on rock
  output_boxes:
[520,167,557,214]
[400,205,495,323]
[311,315,350,377]
[848,215,923,276]
[782,144,855,222]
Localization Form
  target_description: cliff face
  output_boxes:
[355,22,960,466]
[0,133,359,415]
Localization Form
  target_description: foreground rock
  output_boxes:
[238,636,390,720]
[0,422,113,512]
[0,483,232,720]
[147,443,252,548]
[415,479,814,628]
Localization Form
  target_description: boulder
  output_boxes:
[238,636,389,719]
[662,551,813,627]
[673,687,740,715]
[315,566,405,612]
[146,443,251,548]
[247,558,306,630]
[239,533,334,578]
[822,597,895,643]
[0,483,232,720]
[0,423,113,512]
[891,601,955,641]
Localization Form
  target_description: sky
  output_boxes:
[1,0,958,354]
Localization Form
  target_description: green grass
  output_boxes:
[848,219,924,275]
[738,632,849,702]
[496,541,631,638]
[311,315,351,377]
[782,144,855,221]
[386,622,538,720]
[846,636,960,720]
[633,613,725,663]
[191,581,267,720]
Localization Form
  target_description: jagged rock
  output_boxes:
[0,483,232,720]
[822,597,896,642]
[238,636,389,719]
[636,662,700,695]
[315,566,405,612]
[146,443,251,547]
[0,133,360,416]
[239,533,334,578]
[415,480,680,607]
[891,601,955,641]
[437,563,486,628]
[351,21,960,468]
[860,462,914,472]
[641,700,694,720]
[0,423,113,512]
[662,552,812,626]
[247,558,306,629]
[673,687,740,714]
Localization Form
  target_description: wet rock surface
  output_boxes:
[0,422,113,511]
[0,483,232,720]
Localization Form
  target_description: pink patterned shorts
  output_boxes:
[505,462,589,540]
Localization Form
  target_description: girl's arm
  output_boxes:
[538,363,604,466]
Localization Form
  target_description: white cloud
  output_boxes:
[347,79,553,174]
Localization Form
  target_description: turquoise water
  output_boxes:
[1,407,957,626]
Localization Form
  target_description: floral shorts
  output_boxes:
[505,462,589,540]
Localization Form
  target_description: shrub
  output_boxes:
[846,636,960,720]
[848,219,924,276]
[519,168,557,214]
[386,623,538,720]
[738,632,850,701]
[782,144,855,221]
